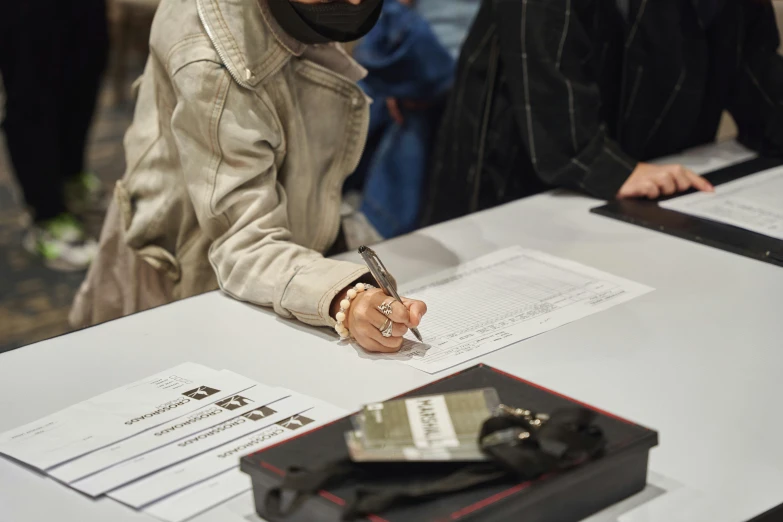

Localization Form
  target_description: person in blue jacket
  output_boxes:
[349,0,480,240]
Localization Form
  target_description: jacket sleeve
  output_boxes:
[170,59,368,328]
[728,2,783,156]
[492,0,636,199]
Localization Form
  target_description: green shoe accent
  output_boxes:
[38,240,61,261]
[24,213,97,272]
[40,214,84,241]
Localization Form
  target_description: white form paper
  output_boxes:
[119,403,346,515]
[49,385,289,484]
[659,165,783,241]
[71,393,314,497]
[0,364,257,470]
[385,247,653,374]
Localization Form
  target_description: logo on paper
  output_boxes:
[182,386,220,400]
[277,415,314,431]
[125,397,190,425]
[242,406,276,421]
[216,395,252,410]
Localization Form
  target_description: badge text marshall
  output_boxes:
[416,399,442,440]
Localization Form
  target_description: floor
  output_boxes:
[0,86,137,353]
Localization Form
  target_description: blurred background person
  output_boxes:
[0,0,108,271]
[411,0,481,59]
[344,0,480,242]
[422,0,783,227]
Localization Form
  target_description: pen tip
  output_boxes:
[358,246,367,254]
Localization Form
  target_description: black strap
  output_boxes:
[265,460,358,519]
[263,407,606,520]
[345,464,509,520]
[538,408,607,467]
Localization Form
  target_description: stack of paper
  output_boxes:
[0,363,345,522]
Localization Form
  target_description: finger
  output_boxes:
[686,170,714,192]
[366,308,392,331]
[616,184,633,199]
[365,308,407,337]
[617,180,640,199]
[370,294,412,325]
[656,172,677,196]
[392,322,409,337]
[352,308,405,349]
[389,301,413,326]
[401,299,427,327]
[360,322,405,350]
[620,181,650,199]
[670,166,692,192]
[644,181,660,200]
[386,98,404,125]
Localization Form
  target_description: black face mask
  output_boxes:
[268,0,383,45]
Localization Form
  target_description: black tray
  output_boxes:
[241,364,658,522]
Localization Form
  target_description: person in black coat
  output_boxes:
[421,0,783,226]
[0,0,108,270]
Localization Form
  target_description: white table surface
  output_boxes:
[2,140,781,522]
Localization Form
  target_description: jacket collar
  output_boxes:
[257,0,307,57]
[196,0,304,88]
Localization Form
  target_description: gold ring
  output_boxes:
[379,318,394,338]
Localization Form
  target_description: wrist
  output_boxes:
[330,287,351,321]
[331,273,376,318]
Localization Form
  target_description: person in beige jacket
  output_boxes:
[71,0,427,353]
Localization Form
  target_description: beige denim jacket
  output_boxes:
[71,0,372,329]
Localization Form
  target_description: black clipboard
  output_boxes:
[591,156,783,268]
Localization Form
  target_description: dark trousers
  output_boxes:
[0,0,109,222]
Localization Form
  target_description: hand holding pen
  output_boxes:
[359,246,423,342]
[330,247,427,353]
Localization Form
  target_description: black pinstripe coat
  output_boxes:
[422,0,783,227]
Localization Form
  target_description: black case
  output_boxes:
[241,365,658,522]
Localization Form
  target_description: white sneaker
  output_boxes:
[23,213,98,272]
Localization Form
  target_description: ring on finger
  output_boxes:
[378,317,392,333]
[379,318,394,338]
[376,299,394,318]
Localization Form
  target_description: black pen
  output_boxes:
[358,246,423,342]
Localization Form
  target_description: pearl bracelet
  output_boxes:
[334,282,372,340]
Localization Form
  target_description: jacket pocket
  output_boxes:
[114,181,182,283]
